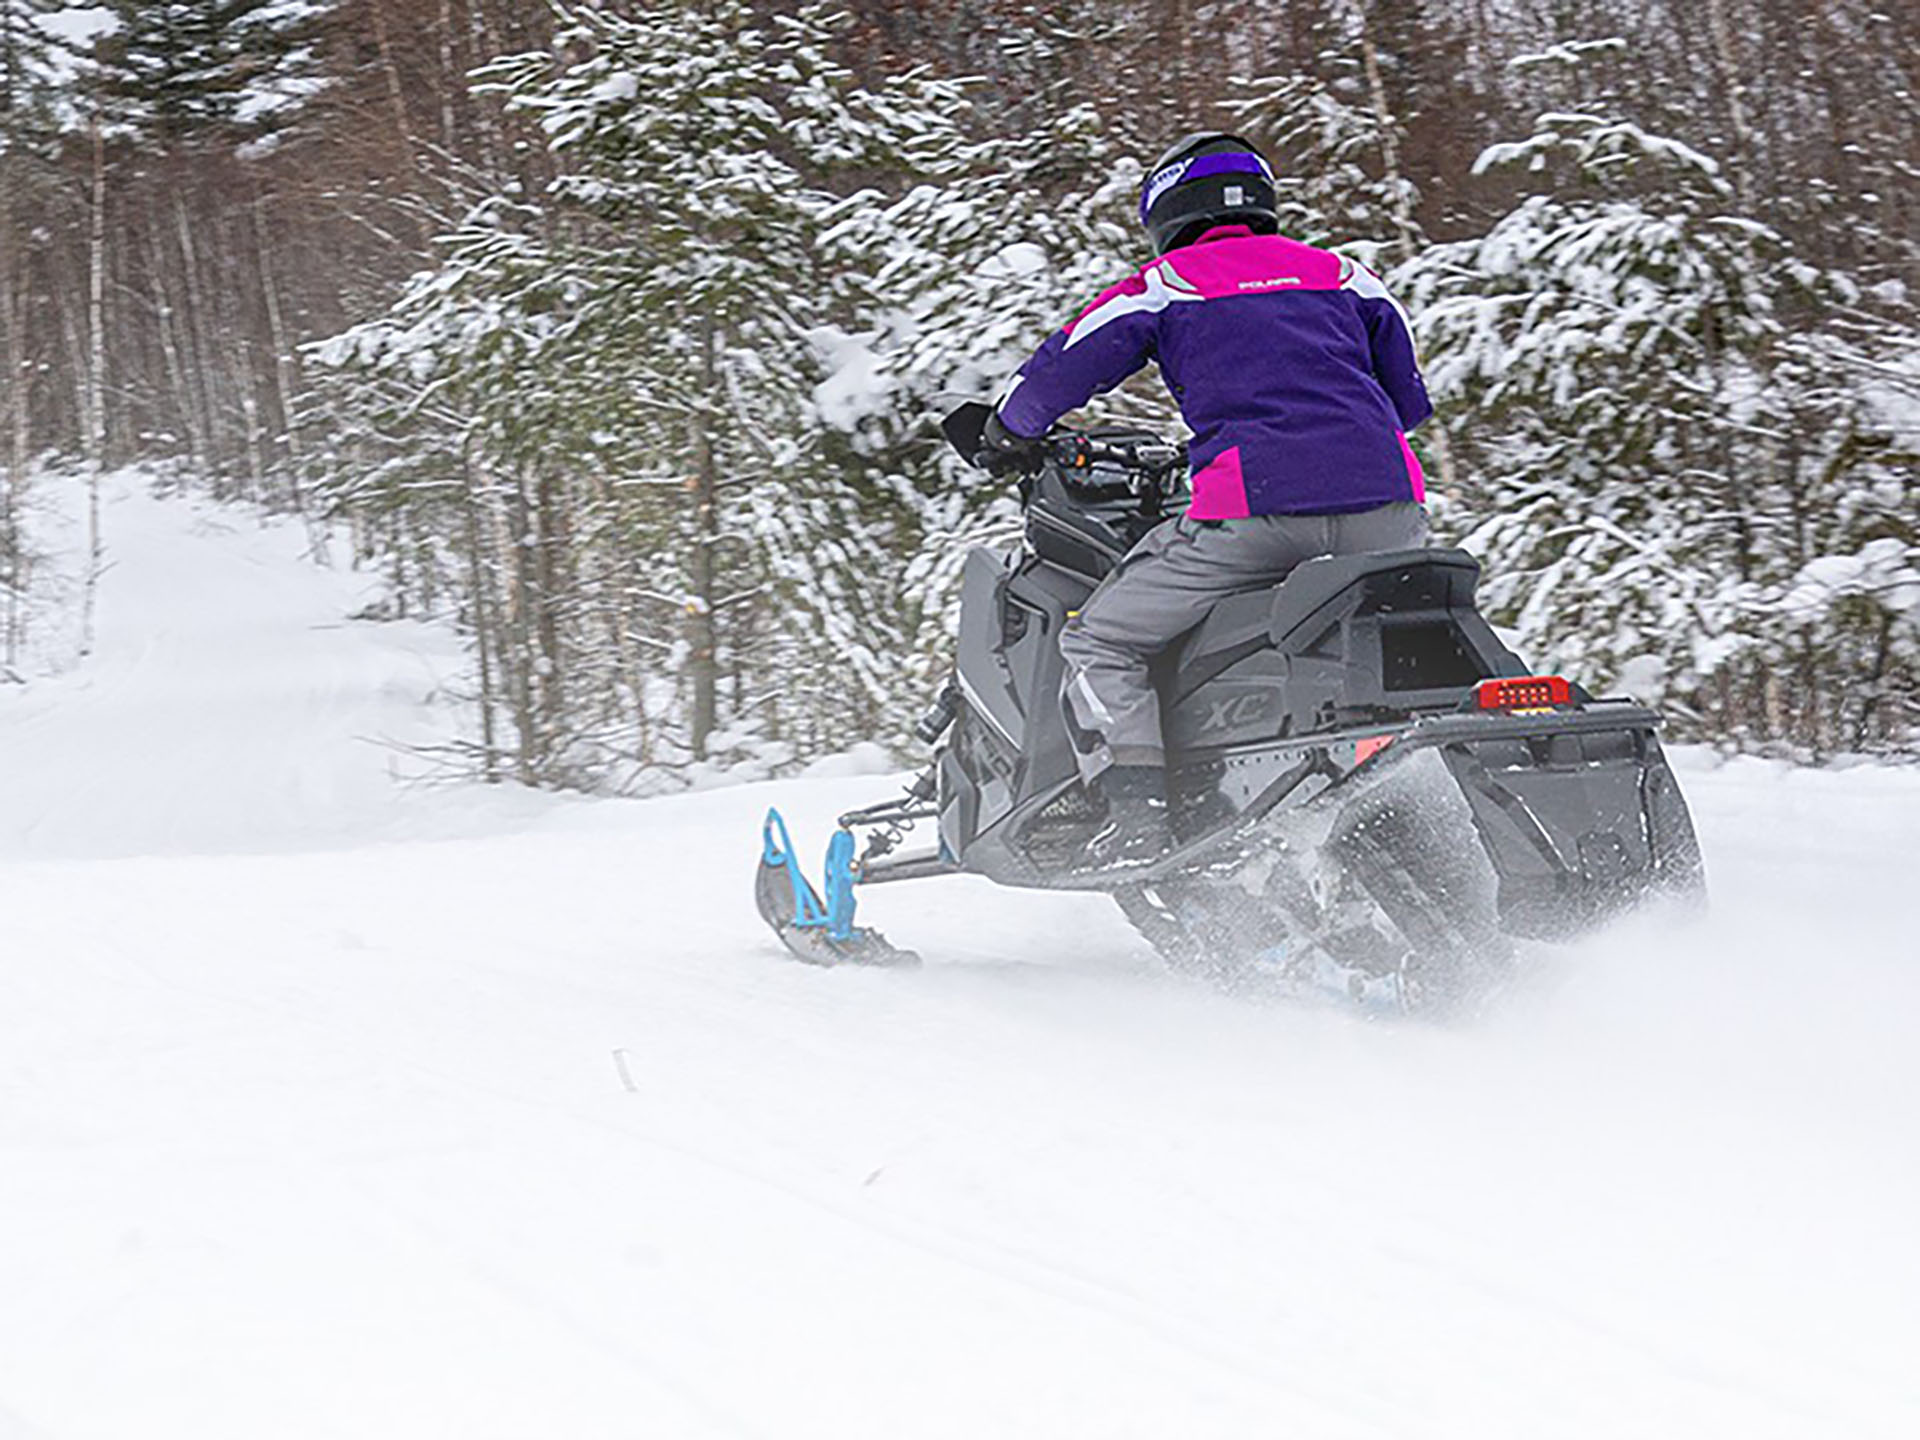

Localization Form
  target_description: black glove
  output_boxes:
[978,411,1047,476]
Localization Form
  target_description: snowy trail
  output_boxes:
[4,484,1919,1439]
[0,482,538,861]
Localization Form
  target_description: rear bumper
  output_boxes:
[1391,702,1705,939]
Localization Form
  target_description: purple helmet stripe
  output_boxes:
[1138,152,1274,223]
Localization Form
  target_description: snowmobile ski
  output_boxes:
[755,809,919,968]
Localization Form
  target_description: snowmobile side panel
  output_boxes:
[965,745,1334,893]
[998,559,1092,800]
[936,742,981,864]
[955,549,1026,753]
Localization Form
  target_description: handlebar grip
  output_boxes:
[978,447,1042,478]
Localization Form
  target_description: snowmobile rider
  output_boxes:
[982,131,1435,866]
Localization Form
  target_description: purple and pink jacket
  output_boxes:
[996,225,1433,519]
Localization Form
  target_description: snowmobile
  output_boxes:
[755,402,1705,1012]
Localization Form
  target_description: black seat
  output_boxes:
[1167,549,1494,703]
[1268,548,1482,646]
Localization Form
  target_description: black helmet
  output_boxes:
[1139,132,1279,255]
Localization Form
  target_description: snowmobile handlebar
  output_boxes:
[1045,432,1184,481]
[941,401,1183,492]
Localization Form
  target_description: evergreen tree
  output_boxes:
[829,95,1141,695]
[317,0,982,783]
[92,1,325,142]
[488,0,957,769]
[1408,86,1918,754]
[0,0,67,126]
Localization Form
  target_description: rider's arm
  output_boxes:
[1340,261,1434,432]
[994,273,1159,438]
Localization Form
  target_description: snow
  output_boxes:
[810,325,888,431]
[34,7,114,49]
[2,461,94,683]
[0,479,538,861]
[4,481,1920,1438]
[1783,538,1920,626]
[590,70,640,105]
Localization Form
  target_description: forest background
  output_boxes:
[1,0,1914,789]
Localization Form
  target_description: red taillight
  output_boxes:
[1355,734,1396,764]
[1475,675,1573,711]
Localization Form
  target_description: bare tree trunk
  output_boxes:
[236,336,267,505]
[147,224,204,471]
[465,0,507,176]
[688,315,720,760]
[438,0,459,152]
[82,113,107,656]
[504,462,539,781]
[0,295,21,675]
[1164,0,1190,113]
[486,472,520,778]
[196,198,264,506]
[460,449,500,781]
[171,187,221,485]
[533,466,567,756]
[1703,0,1761,213]
[248,184,311,526]
[0,0,25,667]
[205,204,265,505]
[586,466,651,765]
[371,0,416,152]
[370,0,437,253]
[58,265,90,447]
[0,152,24,670]
[0,90,35,669]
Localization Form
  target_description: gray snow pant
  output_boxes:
[1059,503,1429,777]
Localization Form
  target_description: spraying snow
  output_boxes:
[2,481,1916,1438]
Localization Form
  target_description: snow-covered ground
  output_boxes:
[3,479,1918,1439]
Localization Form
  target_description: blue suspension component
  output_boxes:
[822,829,859,942]
[761,808,860,943]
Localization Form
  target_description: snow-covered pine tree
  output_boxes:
[1407,100,1789,720]
[91,1,326,140]
[318,0,1009,785]
[1406,69,1918,755]
[0,0,65,130]
[1749,285,1919,755]
[482,0,978,773]
[309,184,682,785]
[823,93,1142,698]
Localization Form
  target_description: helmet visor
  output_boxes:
[1139,151,1275,224]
